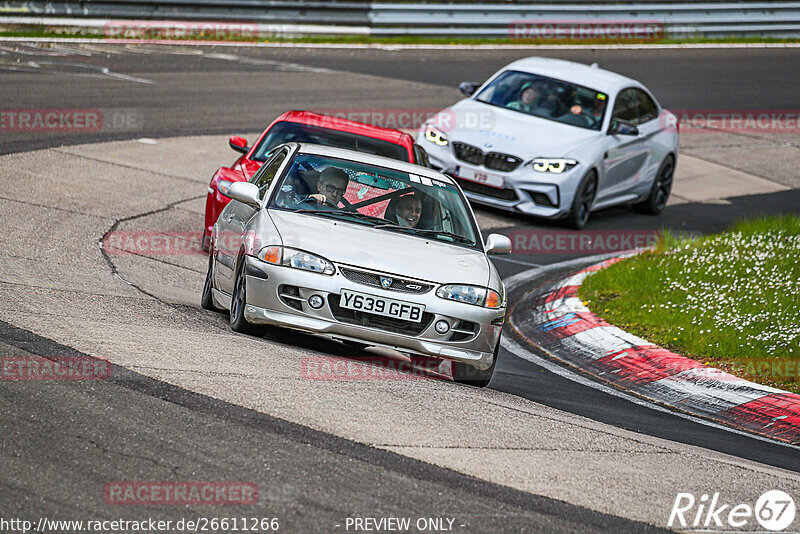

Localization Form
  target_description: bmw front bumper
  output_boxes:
[420,138,584,220]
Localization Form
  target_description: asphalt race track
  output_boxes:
[3,44,800,158]
[1,42,799,532]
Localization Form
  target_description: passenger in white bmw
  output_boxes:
[506,82,544,114]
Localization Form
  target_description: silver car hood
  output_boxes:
[444,98,601,159]
[269,210,490,286]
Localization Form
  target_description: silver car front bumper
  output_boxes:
[230,256,504,370]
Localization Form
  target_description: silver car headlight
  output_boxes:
[436,284,503,309]
[424,124,449,147]
[526,158,578,174]
[257,246,335,275]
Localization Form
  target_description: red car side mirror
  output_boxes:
[229,136,248,154]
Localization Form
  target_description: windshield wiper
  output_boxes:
[413,228,476,245]
[292,209,391,226]
[374,224,476,245]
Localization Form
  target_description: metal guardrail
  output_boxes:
[369,2,800,38]
[1,1,799,38]
[0,1,371,25]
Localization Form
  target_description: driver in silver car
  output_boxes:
[308,167,349,207]
[278,166,350,209]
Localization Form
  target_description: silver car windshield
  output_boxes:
[270,154,479,247]
[475,70,608,131]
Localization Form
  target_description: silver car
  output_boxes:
[418,57,679,229]
[201,143,511,387]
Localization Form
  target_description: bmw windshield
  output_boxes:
[269,153,480,248]
[475,70,608,131]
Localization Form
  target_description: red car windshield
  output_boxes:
[251,121,409,163]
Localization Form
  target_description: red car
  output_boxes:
[203,110,431,250]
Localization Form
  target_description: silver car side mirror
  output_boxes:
[224,182,261,209]
[607,118,639,136]
[485,234,512,255]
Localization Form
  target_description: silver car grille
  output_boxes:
[339,267,434,294]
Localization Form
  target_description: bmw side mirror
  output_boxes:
[485,234,512,255]
[223,181,261,209]
[459,81,481,98]
[229,136,249,154]
[608,118,639,136]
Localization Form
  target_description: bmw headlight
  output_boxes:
[436,284,503,308]
[526,158,578,174]
[424,124,449,147]
[257,246,335,275]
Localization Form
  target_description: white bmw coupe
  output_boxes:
[418,57,679,228]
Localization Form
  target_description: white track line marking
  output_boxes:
[205,51,335,73]
[0,56,153,83]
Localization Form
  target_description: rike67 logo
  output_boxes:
[669,490,796,531]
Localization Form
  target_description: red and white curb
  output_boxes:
[526,257,800,444]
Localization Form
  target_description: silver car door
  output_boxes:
[214,198,257,295]
[599,88,652,200]
[215,148,287,295]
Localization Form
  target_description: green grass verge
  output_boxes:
[1,27,799,46]
[579,215,800,394]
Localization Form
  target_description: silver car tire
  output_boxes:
[230,261,267,337]
[633,155,674,215]
[341,340,370,352]
[452,338,499,388]
[566,170,597,230]
[201,253,220,311]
